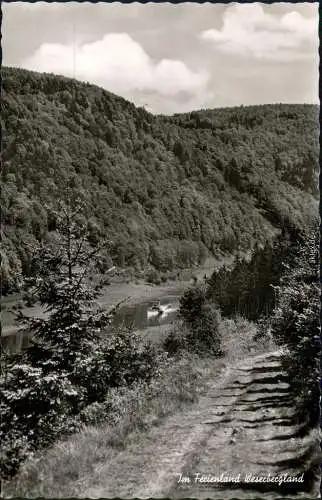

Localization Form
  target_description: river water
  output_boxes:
[2,257,226,354]
[112,295,180,330]
[1,289,183,354]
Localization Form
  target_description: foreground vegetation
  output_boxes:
[2,314,264,498]
[1,223,318,496]
[2,66,318,293]
[0,196,224,485]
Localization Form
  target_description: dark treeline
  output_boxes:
[206,228,302,320]
[2,66,319,294]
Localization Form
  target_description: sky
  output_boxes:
[2,2,319,114]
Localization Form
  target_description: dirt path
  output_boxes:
[83,351,320,499]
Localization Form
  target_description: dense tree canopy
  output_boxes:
[2,66,319,293]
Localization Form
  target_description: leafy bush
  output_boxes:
[4,353,220,498]
[1,432,30,480]
[0,363,81,478]
[71,329,159,405]
[1,327,160,479]
[145,269,161,285]
[219,315,272,362]
[186,302,222,355]
[164,286,223,356]
[162,322,189,356]
[179,285,207,324]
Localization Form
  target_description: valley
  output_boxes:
[1,65,319,498]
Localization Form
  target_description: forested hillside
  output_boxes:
[1,66,319,293]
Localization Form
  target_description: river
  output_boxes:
[2,257,232,353]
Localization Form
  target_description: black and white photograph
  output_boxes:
[1,1,320,498]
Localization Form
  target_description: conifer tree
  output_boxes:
[1,195,119,477]
[1,191,157,478]
[16,196,116,371]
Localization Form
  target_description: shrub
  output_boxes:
[4,352,218,498]
[79,352,200,433]
[185,303,222,356]
[71,329,159,404]
[160,274,167,283]
[1,431,30,480]
[1,328,160,479]
[164,286,223,357]
[179,285,207,324]
[145,269,161,285]
[163,322,189,356]
[219,315,270,362]
[0,363,81,478]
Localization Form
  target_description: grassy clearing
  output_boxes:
[3,317,272,498]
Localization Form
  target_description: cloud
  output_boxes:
[199,3,318,61]
[22,33,209,97]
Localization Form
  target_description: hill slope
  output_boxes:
[1,67,319,293]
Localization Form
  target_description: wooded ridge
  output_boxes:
[1,66,319,293]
